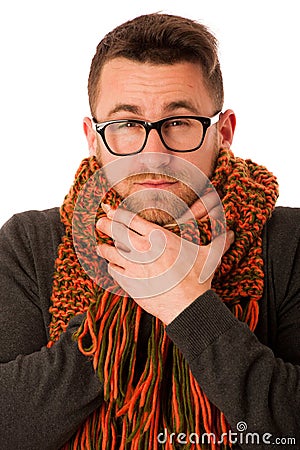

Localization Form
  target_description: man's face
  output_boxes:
[88,58,225,225]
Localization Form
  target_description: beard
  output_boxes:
[115,173,199,226]
[95,138,219,226]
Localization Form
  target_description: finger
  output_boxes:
[96,216,128,241]
[199,190,223,214]
[107,264,140,298]
[224,230,235,252]
[200,204,225,223]
[211,230,235,263]
[96,243,127,269]
[198,230,234,283]
[104,204,162,237]
[97,216,152,254]
[178,190,222,223]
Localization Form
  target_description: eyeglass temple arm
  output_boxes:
[210,111,222,125]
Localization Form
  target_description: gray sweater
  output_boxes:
[0,206,299,449]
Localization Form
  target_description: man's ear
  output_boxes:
[218,109,236,149]
[83,117,98,156]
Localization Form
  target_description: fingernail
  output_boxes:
[101,202,116,219]
[228,230,235,244]
[96,218,104,229]
[101,202,111,214]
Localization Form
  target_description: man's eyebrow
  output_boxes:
[108,104,141,116]
[164,100,199,115]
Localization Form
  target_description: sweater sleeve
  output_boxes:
[166,291,300,449]
[167,208,300,450]
[0,212,103,450]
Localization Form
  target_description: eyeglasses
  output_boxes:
[92,112,221,156]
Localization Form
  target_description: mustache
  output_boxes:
[123,170,190,184]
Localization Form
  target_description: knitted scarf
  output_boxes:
[48,148,278,449]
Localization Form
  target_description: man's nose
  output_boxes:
[140,129,171,169]
[143,129,168,153]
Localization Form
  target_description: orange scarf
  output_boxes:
[48,148,278,449]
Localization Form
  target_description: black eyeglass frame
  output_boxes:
[92,112,221,156]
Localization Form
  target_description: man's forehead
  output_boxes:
[95,58,214,118]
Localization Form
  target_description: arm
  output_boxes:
[166,290,300,447]
[0,212,102,450]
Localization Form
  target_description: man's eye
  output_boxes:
[166,119,190,128]
[121,122,144,132]
[118,121,137,129]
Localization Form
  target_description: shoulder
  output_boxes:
[266,206,300,235]
[2,206,62,230]
[0,207,65,266]
[263,206,300,313]
[1,207,64,243]
[264,206,300,261]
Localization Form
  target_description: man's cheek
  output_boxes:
[113,180,131,199]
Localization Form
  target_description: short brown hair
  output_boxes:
[88,13,224,117]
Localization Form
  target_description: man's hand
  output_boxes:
[96,197,234,325]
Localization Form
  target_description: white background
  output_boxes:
[0,0,299,227]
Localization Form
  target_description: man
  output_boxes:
[0,13,299,450]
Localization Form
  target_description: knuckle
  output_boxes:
[136,238,151,252]
[97,244,109,259]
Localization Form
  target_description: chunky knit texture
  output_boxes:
[48,149,278,449]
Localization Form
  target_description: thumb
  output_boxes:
[199,230,235,283]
